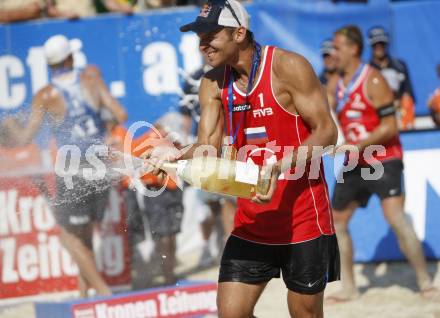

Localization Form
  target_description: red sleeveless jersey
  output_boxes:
[336,64,403,165]
[221,46,334,244]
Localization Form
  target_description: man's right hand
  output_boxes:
[140,142,181,176]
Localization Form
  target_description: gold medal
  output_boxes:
[222,136,237,160]
[222,144,237,160]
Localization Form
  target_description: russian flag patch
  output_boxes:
[244,127,269,145]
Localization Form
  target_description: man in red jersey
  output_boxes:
[144,1,340,316]
[326,25,438,303]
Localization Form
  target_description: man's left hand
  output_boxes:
[251,163,281,204]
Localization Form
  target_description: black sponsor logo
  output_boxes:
[233,104,251,112]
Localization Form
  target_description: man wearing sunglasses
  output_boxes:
[319,39,337,86]
[368,26,415,130]
[145,1,340,316]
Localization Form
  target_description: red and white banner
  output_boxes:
[94,186,131,288]
[0,175,131,300]
[70,283,217,318]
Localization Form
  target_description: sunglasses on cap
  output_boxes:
[212,0,242,27]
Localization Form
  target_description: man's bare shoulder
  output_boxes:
[273,48,312,74]
[203,66,226,85]
[34,85,62,105]
[81,65,102,79]
[366,65,386,84]
[366,65,390,94]
[272,48,317,86]
[366,64,393,107]
[200,66,226,99]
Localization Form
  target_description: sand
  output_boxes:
[1,259,439,318]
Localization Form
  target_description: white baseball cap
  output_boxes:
[180,0,250,33]
[368,27,389,46]
[320,39,334,56]
[44,35,81,65]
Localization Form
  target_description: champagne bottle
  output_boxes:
[161,157,271,199]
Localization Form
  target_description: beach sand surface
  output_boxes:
[1,258,439,318]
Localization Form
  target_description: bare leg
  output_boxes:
[156,235,177,285]
[59,225,112,296]
[78,274,89,298]
[326,201,359,303]
[217,281,267,318]
[288,290,324,318]
[381,195,438,298]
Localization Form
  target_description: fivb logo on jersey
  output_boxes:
[227,93,274,118]
[253,93,274,118]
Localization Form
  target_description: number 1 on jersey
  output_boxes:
[258,93,264,108]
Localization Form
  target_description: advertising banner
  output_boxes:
[35,282,217,318]
[0,147,131,301]
[0,175,78,299]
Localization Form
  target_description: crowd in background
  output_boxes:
[0,0,400,24]
[0,0,250,23]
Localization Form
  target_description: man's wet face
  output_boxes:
[333,34,355,72]
[198,28,234,67]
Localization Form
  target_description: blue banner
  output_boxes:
[1,1,439,123]
[251,2,391,74]
[392,1,440,111]
[0,9,204,127]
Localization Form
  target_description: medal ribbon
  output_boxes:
[227,42,262,145]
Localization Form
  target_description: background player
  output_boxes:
[3,34,127,297]
[326,25,437,302]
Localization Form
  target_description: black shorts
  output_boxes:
[332,159,404,210]
[53,176,110,227]
[143,187,184,239]
[219,235,340,295]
